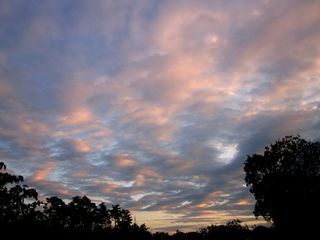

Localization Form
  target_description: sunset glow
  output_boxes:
[0,0,319,232]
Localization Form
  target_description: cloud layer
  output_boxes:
[1,0,320,232]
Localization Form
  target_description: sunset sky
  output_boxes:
[0,0,320,232]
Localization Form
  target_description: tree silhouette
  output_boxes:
[153,231,171,240]
[199,219,250,240]
[1,159,282,240]
[44,196,69,230]
[118,208,133,229]
[110,204,121,228]
[244,135,320,236]
[68,195,98,231]
[0,162,39,225]
[95,202,111,230]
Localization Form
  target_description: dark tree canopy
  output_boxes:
[1,160,276,240]
[0,161,39,227]
[0,161,147,239]
[244,136,320,234]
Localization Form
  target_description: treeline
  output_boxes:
[1,161,271,239]
[2,135,319,239]
[0,161,151,239]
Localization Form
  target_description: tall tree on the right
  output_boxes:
[244,136,320,236]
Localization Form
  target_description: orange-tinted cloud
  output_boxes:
[59,108,92,125]
[31,161,56,182]
[114,155,136,168]
[72,138,90,153]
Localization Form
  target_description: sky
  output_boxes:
[0,0,320,233]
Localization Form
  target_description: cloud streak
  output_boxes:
[0,0,320,232]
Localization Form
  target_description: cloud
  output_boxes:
[59,108,92,125]
[0,0,319,232]
[31,161,56,182]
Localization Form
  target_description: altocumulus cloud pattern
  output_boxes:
[0,0,319,232]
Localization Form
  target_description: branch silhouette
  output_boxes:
[2,135,318,239]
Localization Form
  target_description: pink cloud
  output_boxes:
[134,167,163,187]
[59,108,92,125]
[113,154,137,168]
[72,138,90,153]
[31,161,56,182]
[1,0,320,232]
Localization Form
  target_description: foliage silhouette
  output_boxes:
[1,158,277,239]
[44,196,69,230]
[0,161,143,239]
[244,135,320,236]
[0,162,40,227]
[199,219,250,240]
[153,231,171,240]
